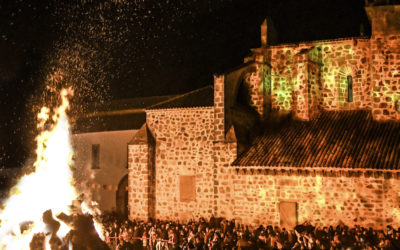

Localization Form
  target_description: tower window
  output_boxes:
[347,76,353,102]
[91,144,100,169]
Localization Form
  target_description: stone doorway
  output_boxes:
[279,201,298,229]
[116,174,128,218]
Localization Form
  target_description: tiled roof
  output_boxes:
[84,95,177,113]
[73,113,146,133]
[233,110,400,170]
[73,85,213,132]
[73,95,176,133]
[147,85,213,110]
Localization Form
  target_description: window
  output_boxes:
[179,175,196,202]
[347,75,353,102]
[91,144,100,169]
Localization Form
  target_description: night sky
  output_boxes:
[0,0,369,169]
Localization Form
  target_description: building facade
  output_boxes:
[72,96,174,215]
[128,2,400,229]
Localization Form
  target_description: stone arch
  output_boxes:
[231,66,261,155]
[116,174,128,218]
[234,66,258,108]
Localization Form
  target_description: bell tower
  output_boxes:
[365,0,400,35]
[365,0,400,121]
[260,16,278,47]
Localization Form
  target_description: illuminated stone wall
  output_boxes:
[127,125,156,220]
[307,60,322,119]
[260,38,373,120]
[319,39,371,111]
[214,136,237,219]
[128,75,237,222]
[214,75,225,141]
[245,67,265,115]
[145,107,215,221]
[268,46,298,114]
[370,35,400,120]
[128,143,151,220]
[218,169,400,229]
[223,63,270,119]
[247,36,400,122]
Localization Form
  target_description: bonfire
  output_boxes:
[0,89,108,249]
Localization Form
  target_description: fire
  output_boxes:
[0,88,103,249]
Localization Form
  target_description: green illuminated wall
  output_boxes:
[246,37,377,121]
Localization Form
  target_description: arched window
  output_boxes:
[347,75,353,102]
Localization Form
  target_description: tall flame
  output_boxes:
[0,88,101,249]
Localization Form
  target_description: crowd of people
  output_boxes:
[100,213,400,250]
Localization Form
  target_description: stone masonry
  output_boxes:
[218,169,400,228]
[128,143,150,219]
[145,107,215,221]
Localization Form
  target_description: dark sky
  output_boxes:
[0,0,369,169]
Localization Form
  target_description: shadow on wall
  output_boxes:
[231,67,262,155]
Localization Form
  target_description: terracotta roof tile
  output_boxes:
[233,110,400,170]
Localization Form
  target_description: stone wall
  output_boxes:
[214,139,237,219]
[319,39,371,111]
[293,53,310,120]
[223,62,270,123]
[214,75,225,141]
[230,35,393,122]
[246,36,400,122]
[218,168,400,229]
[265,38,372,119]
[128,143,151,220]
[146,107,215,221]
[307,60,322,119]
[245,66,265,116]
[370,35,400,120]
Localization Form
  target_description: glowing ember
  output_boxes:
[0,88,103,249]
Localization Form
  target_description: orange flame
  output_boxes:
[0,88,103,249]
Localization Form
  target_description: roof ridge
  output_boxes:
[146,85,213,110]
[109,94,176,102]
[266,36,370,48]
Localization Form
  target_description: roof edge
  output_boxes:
[230,165,400,173]
[146,85,213,110]
[128,123,154,145]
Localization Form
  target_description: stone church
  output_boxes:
[76,1,400,229]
